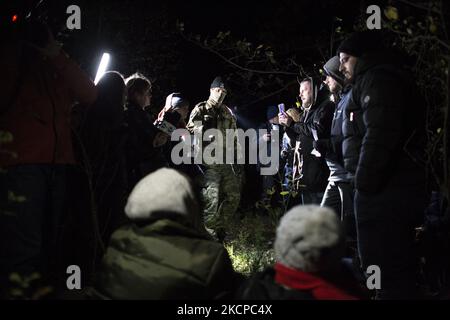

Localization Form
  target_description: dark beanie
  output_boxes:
[266,105,279,121]
[337,30,383,57]
[323,56,345,86]
[210,76,226,89]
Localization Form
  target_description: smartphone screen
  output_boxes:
[278,103,285,114]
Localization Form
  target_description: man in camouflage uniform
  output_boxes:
[186,77,243,239]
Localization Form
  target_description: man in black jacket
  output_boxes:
[338,30,428,299]
[279,78,334,204]
[315,56,356,240]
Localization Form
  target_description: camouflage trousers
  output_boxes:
[198,164,242,233]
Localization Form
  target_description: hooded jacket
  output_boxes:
[342,50,426,193]
[285,81,334,192]
[94,168,237,299]
[0,45,97,167]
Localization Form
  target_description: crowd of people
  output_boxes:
[0,15,448,300]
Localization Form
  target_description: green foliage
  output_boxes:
[379,1,449,195]
[8,191,26,203]
[225,213,276,276]
[0,130,19,217]
[0,130,17,159]
[5,272,53,300]
[255,185,294,222]
[225,178,296,276]
[0,131,13,144]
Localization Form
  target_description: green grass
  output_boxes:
[224,210,280,276]
[223,186,297,276]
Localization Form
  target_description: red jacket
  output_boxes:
[0,44,97,167]
[274,262,361,300]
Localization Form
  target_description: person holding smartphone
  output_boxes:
[279,77,334,205]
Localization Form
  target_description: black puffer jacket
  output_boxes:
[342,51,426,194]
[322,85,354,182]
[286,85,334,192]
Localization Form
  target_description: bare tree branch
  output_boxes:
[180,32,299,76]
[242,80,297,107]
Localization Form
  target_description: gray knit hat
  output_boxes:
[274,205,344,273]
[323,56,345,87]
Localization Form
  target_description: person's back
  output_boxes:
[94,168,238,299]
[237,205,367,300]
[97,219,235,299]
[0,22,97,167]
[123,73,167,189]
[75,71,129,247]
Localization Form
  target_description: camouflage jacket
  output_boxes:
[186,101,242,166]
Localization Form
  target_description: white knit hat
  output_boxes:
[274,205,344,273]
